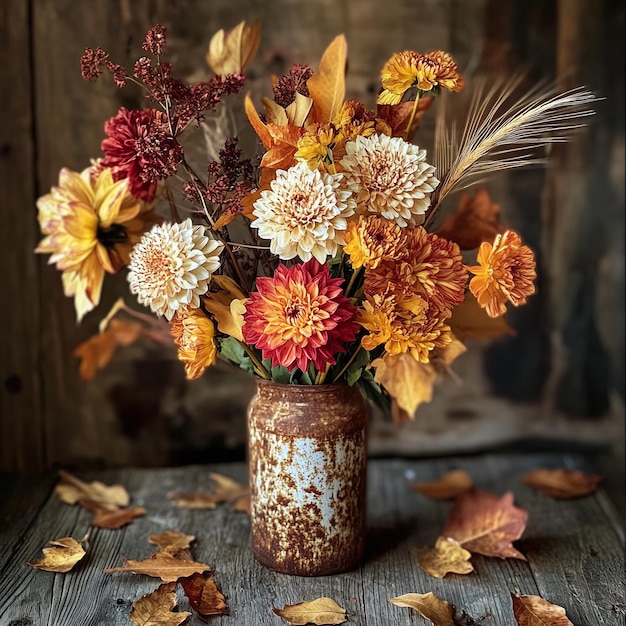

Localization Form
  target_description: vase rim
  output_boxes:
[255,378,352,393]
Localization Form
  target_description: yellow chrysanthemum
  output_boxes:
[36,166,153,322]
[295,123,336,169]
[343,215,407,270]
[467,230,536,317]
[170,307,218,380]
[377,50,463,105]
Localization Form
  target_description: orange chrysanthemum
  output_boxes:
[365,227,467,316]
[242,259,359,372]
[358,292,451,363]
[343,215,407,270]
[467,230,537,318]
[170,307,218,380]
[377,50,463,105]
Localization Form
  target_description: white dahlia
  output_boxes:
[340,134,439,227]
[127,218,223,320]
[251,161,355,263]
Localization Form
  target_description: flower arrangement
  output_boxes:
[36,22,595,419]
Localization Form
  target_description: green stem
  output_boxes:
[331,347,363,383]
[403,94,421,142]
[344,266,363,298]
[238,341,271,379]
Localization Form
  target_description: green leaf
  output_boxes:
[271,365,291,384]
[346,349,370,386]
[357,369,390,411]
[219,337,255,374]
[299,370,313,385]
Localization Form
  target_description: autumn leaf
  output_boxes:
[245,93,273,148]
[443,490,528,560]
[377,96,432,139]
[417,537,474,579]
[130,582,191,626]
[29,536,87,573]
[410,470,473,500]
[260,123,303,170]
[286,92,314,126]
[87,505,146,529]
[180,572,228,618]
[207,19,260,75]
[148,531,196,559]
[512,593,574,626]
[232,493,251,514]
[106,553,211,582]
[307,35,347,124]
[522,468,603,499]
[449,293,513,341]
[55,469,129,510]
[388,592,455,626]
[168,493,219,510]
[436,188,505,251]
[169,473,249,511]
[203,276,247,340]
[272,597,347,625]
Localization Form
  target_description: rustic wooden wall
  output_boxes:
[0,0,623,472]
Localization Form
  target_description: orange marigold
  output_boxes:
[343,215,407,270]
[467,230,537,318]
[170,307,218,380]
[415,51,464,93]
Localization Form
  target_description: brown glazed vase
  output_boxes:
[247,379,368,576]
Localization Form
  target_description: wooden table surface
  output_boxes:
[0,453,623,626]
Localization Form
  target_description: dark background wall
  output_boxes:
[0,0,623,473]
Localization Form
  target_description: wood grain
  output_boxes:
[0,455,622,625]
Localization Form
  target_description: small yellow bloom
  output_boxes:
[343,215,406,270]
[170,307,218,380]
[295,123,336,169]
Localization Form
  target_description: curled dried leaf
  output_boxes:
[512,593,574,626]
[29,536,87,573]
[410,470,473,500]
[148,531,196,558]
[106,553,211,583]
[207,19,260,75]
[88,505,146,529]
[417,536,474,578]
[130,582,191,626]
[273,597,347,625]
[522,468,603,499]
[55,469,129,509]
[180,572,228,618]
[388,592,455,626]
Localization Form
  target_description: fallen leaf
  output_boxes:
[167,492,218,510]
[522,468,603,499]
[307,35,347,124]
[180,572,228,618]
[207,19,260,75]
[29,536,87,573]
[417,537,474,578]
[88,506,146,529]
[410,470,473,500]
[272,597,347,625]
[449,293,513,341]
[106,553,211,582]
[169,473,249,510]
[512,593,574,626]
[443,490,528,560]
[207,472,249,502]
[388,592,455,626]
[130,582,191,626]
[55,469,129,509]
[148,531,196,559]
[232,493,251,514]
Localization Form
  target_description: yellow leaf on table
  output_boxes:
[207,472,249,502]
[272,597,347,625]
[388,592,455,626]
[54,469,129,509]
[207,19,260,75]
[168,472,249,510]
[130,582,191,626]
[307,35,347,124]
[443,490,528,560]
[409,470,473,500]
[29,536,87,573]
[167,492,218,510]
[417,537,474,579]
[449,293,513,341]
[180,572,228,618]
[512,593,574,626]
[87,505,146,529]
[148,531,196,559]
[106,553,211,583]
[522,468,603,499]
[232,493,251,514]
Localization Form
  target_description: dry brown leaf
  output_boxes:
[410,470,473,500]
[272,597,347,625]
[55,469,129,510]
[29,536,87,573]
[449,293,513,341]
[522,468,603,499]
[377,96,433,139]
[388,592,455,626]
[106,553,211,582]
[202,276,247,341]
[245,93,273,148]
[436,188,504,251]
[130,582,191,626]
[169,473,249,510]
[207,19,260,75]
[167,492,218,510]
[87,506,146,529]
[261,96,289,125]
[443,490,528,560]
[512,593,574,626]
[260,123,303,170]
[417,536,474,579]
[285,92,314,126]
[232,493,251,514]
[180,572,228,618]
[307,35,347,124]
[74,319,144,380]
[148,531,196,559]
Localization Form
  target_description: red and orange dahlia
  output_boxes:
[242,259,359,372]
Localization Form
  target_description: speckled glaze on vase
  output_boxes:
[247,379,368,576]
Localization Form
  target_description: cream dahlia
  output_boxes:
[127,218,223,320]
[340,134,439,227]
[250,161,355,263]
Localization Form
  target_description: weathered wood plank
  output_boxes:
[0,0,45,472]
[0,456,622,625]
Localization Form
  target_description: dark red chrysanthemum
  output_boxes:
[242,259,359,373]
[101,107,183,201]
